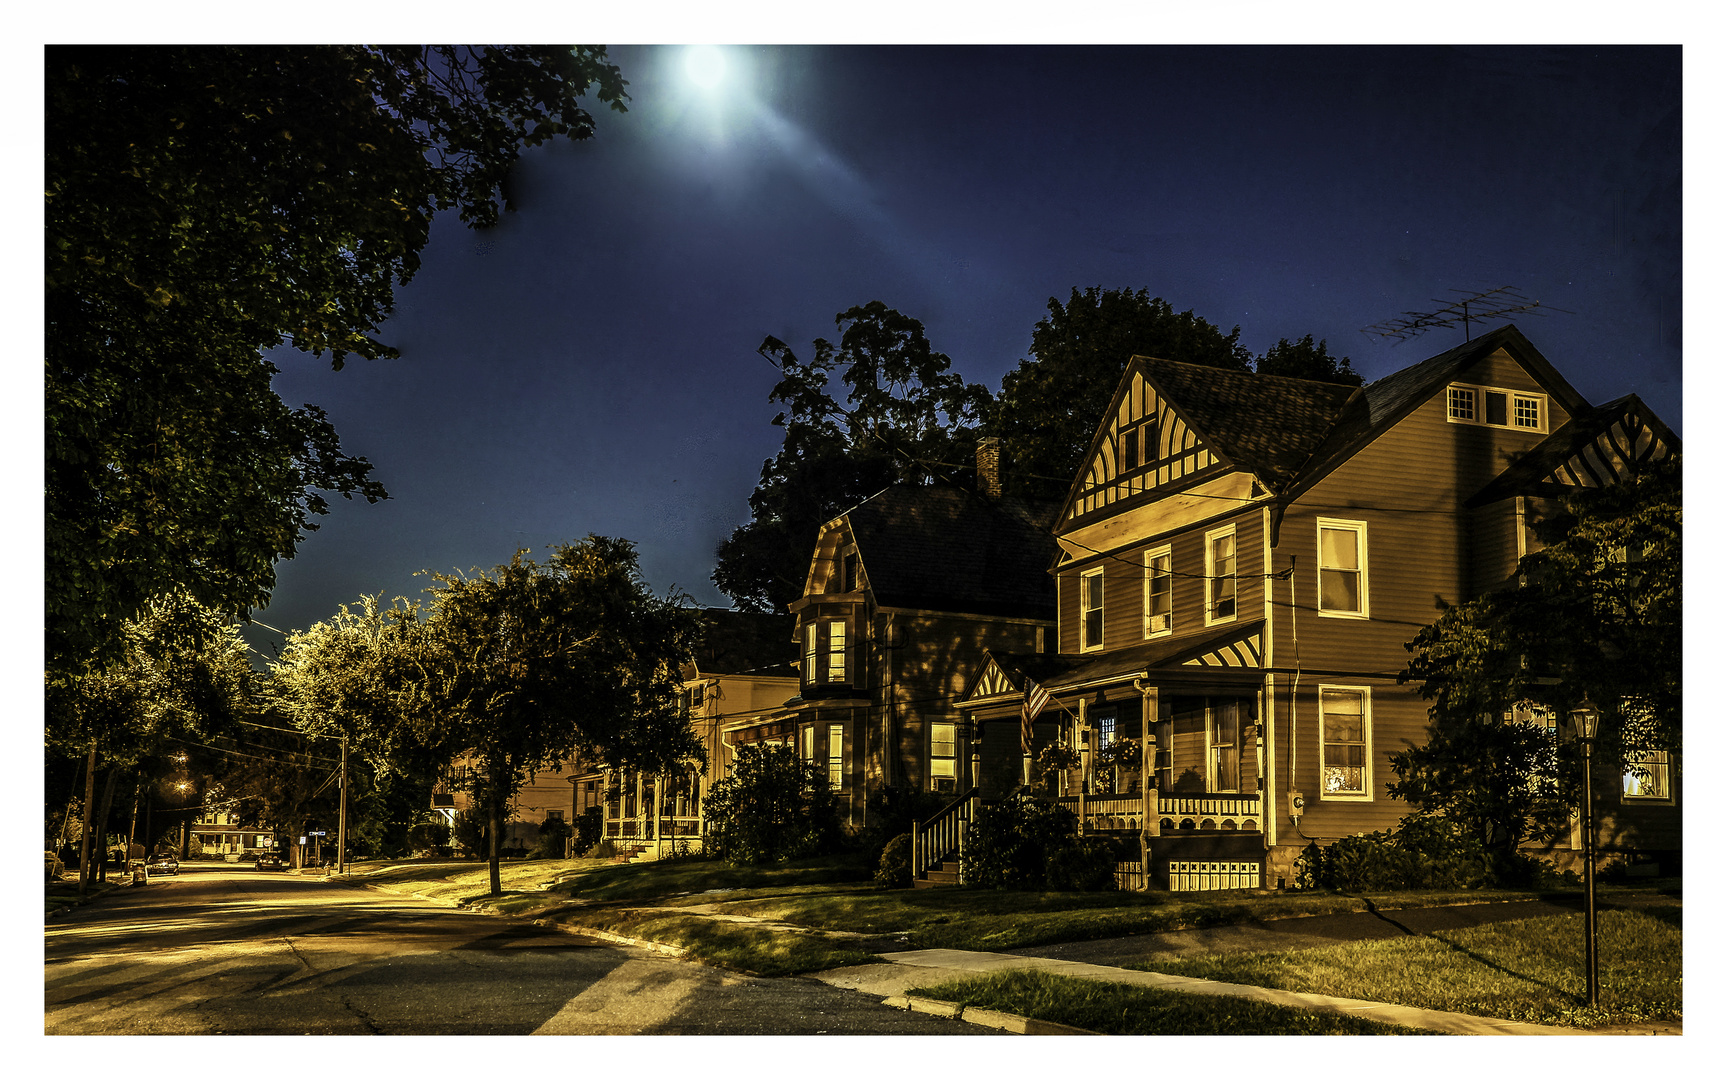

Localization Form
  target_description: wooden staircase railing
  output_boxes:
[911,786,980,884]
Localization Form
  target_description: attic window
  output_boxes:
[1118,418,1159,473]
[1447,383,1546,433]
[842,552,860,593]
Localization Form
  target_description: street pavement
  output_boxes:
[44,863,995,1035]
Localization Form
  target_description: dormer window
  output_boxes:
[1447,384,1547,432]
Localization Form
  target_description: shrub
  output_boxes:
[703,743,844,866]
[875,833,913,888]
[1294,814,1535,892]
[574,806,603,855]
[531,817,573,859]
[961,791,1113,891]
[859,785,949,864]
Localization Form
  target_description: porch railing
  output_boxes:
[1154,792,1260,834]
[1054,794,1144,833]
[911,786,979,882]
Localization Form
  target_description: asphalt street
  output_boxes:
[44,864,995,1035]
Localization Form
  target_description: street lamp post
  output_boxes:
[1569,700,1600,1009]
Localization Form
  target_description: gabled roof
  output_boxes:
[840,485,1061,619]
[1466,394,1680,507]
[1289,324,1594,499]
[1135,358,1360,489]
[684,609,798,679]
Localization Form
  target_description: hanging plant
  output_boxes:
[1034,742,1080,783]
[1098,738,1143,773]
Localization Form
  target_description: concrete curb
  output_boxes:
[879,994,1095,1035]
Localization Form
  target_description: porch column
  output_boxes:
[1139,682,1157,892]
[1076,696,1088,835]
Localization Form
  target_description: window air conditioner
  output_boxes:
[1147,613,1171,633]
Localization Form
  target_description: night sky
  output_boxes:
[246,44,1682,659]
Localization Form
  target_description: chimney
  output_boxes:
[977,437,1002,499]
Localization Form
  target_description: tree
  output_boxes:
[990,287,1253,499]
[45,593,259,886]
[701,743,843,865]
[1395,453,1680,868]
[1254,334,1362,385]
[46,46,628,678]
[714,302,991,612]
[416,538,702,895]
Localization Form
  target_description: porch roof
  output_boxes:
[984,620,1266,697]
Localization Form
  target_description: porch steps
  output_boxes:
[914,859,960,889]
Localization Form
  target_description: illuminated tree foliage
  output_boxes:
[273,537,701,894]
[1395,454,1681,866]
[46,46,628,677]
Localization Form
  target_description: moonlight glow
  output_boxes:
[685,46,726,91]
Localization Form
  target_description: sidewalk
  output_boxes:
[810,948,1589,1036]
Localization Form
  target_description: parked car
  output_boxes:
[254,852,284,871]
[148,853,179,875]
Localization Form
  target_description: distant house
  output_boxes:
[717,440,1060,829]
[952,326,1678,890]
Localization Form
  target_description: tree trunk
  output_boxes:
[488,793,502,897]
[92,765,121,884]
[77,741,98,894]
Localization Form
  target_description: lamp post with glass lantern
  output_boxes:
[1568,700,1600,1008]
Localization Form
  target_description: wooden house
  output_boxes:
[952,326,1678,890]
[720,441,1060,830]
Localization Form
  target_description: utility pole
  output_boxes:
[337,735,349,875]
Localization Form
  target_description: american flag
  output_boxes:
[1022,679,1051,754]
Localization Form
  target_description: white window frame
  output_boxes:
[1318,685,1372,801]
[802,619,850,685]
[1445,383,1548,433]
[929,721,958,790]
[1080,568,1105,651]
[1204,524,1238,626]
[1144,545,1173,638]
[1316,518,1370,619]
[1207,700,1241,794]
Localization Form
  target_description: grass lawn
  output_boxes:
[906,969,1437,1035]
[343,855,1681,989]
[1126,906,1682,1029]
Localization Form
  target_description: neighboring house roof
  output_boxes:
[842,485,1061,619]
[1136,358,1360,489]
[1466,393,1681,507]
[685,609,798,679]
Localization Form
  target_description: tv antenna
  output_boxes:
[1359,286,1571,344]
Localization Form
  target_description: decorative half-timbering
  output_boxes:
[1064,369,1223,524]
[1180,630,1263,668]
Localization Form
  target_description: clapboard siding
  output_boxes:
[1266,348,1576,834]
[1058,505,1262,653]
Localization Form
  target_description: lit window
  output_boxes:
[1320,687,1370,798]
[1206,525,1237,624]
[802,620,850,685]
[930,722,957,791]
[1623,750,1671,800]
[1318,520,1368,617]
[1144,547,1173,636]
[1081,569,1105,649]
[828,724,844,792]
